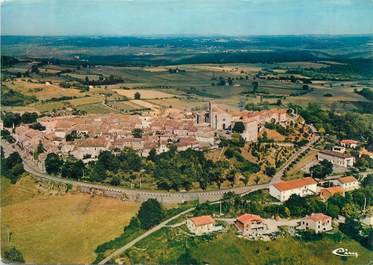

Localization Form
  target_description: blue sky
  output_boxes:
[1,0,373,36]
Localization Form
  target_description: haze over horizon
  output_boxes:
[1,0,373,36]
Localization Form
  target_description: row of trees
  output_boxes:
[2,111,39,128]
[45,144,263,191]
[1,149,25,184]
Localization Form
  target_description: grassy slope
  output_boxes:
[127,227,373,265]
[192,230,373,265]
[1,176,139,264]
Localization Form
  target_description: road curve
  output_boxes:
[98,207,195,264]
[2,141,269,203]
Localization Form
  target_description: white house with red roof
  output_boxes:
[187,215,216,235]
[269,177,318,202]
[234,214,269,236]
[335,176,359,192]
[299,213,332,234]
[340,139,359,149]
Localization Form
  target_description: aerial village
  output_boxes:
[8,99,371,244]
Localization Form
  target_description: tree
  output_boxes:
[132,128,143,138]
[21,112,38,124]
[3,246,25,263]
[362,174,373,187]
[61,157,84,179]
[5,152,22,169]
[177,250,200,265]
[326,203,340,218]
[285,194,308,216]
[45,153,63,175]
[252,81,259,93]
[3,112,22,128]
[320,160,333,175]
[137,199,165,229]
[10,163,25,182]
[232,122,245,134]
[341,203,359,218]
[134,92,141,100]
[310,160,333,179]
[265,166,276,177]
[37,141,45,154]
[110,176,121,186]
[148,148,157,162]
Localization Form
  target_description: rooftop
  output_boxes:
[337,176,358,184]
[320,186,344,195]
[236,213,263,224]
[190,215,215,226]
[319,149,353,159]
[307,213,331,222]
[340,139,359,145]
[273,177,317,192]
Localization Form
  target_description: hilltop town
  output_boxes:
[1,35,373,265]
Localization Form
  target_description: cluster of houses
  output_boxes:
[12,102,289,164]
[317,138,373,168]
[269,176,360,202]
[13,109,217,161]
[187,176,362,238]
[187,212,333,238]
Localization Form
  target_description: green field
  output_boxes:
[125,226,373,265]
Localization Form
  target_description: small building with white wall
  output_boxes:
[335,176,359,192]
[298,213,332,234]
[187,215,216,235]
[269,177,317,202]
[234,214,269,236]
[317,150,354,168]
[340,139,358,149]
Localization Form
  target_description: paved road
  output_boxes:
[271,124,320,184]
[2,141,270,203]
[98,207,196,265]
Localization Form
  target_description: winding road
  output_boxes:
[98,207,195,265]
[2,141,269,203]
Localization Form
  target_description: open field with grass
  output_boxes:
[146,98,206,110]
[113,89,176,99]
[1,176,139,264]
[77,103,114,114]
[33,95,103,112]
[3,79,83,100]
[4,59,372,114]
[125,226,373,265]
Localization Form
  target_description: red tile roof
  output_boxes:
[340,140,358,145]
[236,214,263,224]
[308,213,331,222]
[320,186,344,196]
[273,177,316,192]
[338,176,358,184]
[190,215,215,226]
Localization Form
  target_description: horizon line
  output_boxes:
[2,33,373,38]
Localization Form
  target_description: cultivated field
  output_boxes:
[113,89,176,99]
[3,79,83,100]
[1,176,139,264]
